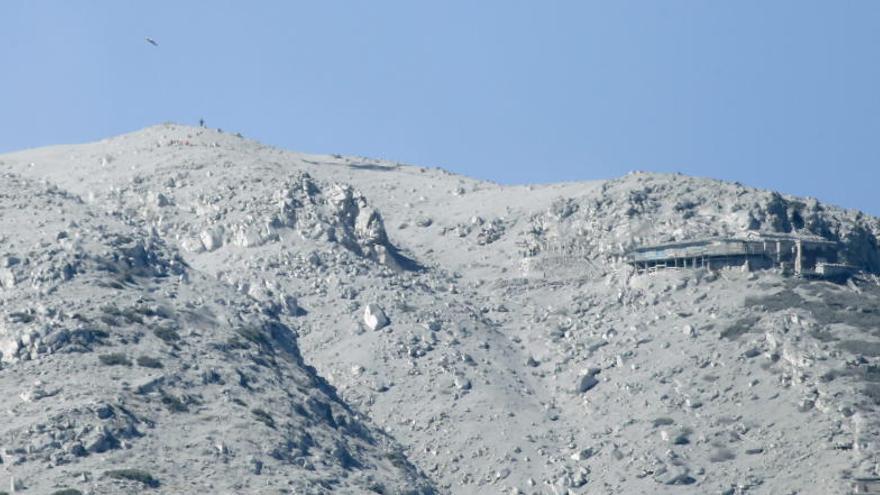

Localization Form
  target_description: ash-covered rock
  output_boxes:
[0,173,435,494]
[522,172,880,273]
[2,125,879,494]
[96,160,420,273]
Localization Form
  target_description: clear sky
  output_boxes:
[2,1,879,214]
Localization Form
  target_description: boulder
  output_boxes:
[570,447,594,461]
[200,228,224,251]
[576,367,601,393]
[363,304,389,331]
[0,337,21,362]
[0,268,15,288]
[654,465,695,485]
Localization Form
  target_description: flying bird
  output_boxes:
[145,37,159,47]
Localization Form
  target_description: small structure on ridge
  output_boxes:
[625,232,857,279]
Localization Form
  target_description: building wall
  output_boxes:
[627,237,841,275]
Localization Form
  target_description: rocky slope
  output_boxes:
[0,173,433,494]
[1,124,879,494]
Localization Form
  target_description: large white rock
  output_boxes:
[0,336,21,362]
[0,268,15,289]
[180,236,206,253]
[355,207,385,244]
[233,225,264,248]
[363,304,389,331]
[200,228,224,251]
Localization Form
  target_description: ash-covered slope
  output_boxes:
[519,172,880,272]
[3,124,880,494]
[0,174,434,494]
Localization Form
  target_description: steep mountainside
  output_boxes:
[0,173,433,494]
[1,124,879,494]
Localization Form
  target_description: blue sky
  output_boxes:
[2,1,879,214]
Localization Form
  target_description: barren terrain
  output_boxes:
[1,124,878,494]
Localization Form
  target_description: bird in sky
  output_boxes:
[145,37,159,47]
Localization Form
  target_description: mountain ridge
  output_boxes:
[1,123,879,494]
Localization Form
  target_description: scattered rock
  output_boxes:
[576,368,601,393]
[363,304,389,331]
[660,428,691,445]
[200,228,224,251]
[654,465,695,485]
[570,447,594,461]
